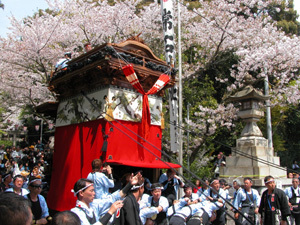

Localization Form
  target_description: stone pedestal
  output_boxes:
[220,136,289,189]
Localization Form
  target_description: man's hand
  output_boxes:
[174,175,181,180]
[129,172,142,186]
[108,200,124,215]
[157,205,163,212]
[106,165,112,175]
[254,208,259,214]
[207,196,213,201]
[35,218,48,224]
[234,212,239,220]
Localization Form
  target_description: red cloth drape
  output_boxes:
[47,120,106,211]
[122,64,170,140]
[47,119,167,211]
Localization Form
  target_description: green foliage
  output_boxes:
[0,140,13,147]
[267,0,300,35]
[276,105,300,167]
[258,105,288,153]
[183,157,214,180]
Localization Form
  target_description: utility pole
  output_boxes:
[177,0,184,198]
[264,67,273,150]
[187,103,190,178]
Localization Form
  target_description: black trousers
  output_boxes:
[211,208,226,225]
[292,211,300,225]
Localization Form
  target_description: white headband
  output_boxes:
[3,174,11,181]
[71,183,93,197]
[131,183,144,190]
[28,179,42,185]
[210,179,218,185]
[265,179,275,184]
[152,187,164,190]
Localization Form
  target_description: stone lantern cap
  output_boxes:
[227,73,269,103]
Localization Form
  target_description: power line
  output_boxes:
[81,90,254,224]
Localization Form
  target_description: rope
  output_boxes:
[81,91,254,224]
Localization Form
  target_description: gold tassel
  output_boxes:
[161,112,165,130]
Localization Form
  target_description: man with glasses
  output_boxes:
[24,176,50,225]
[259,175,291,225]
[285,178,300,225]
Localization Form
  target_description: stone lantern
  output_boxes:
[227,73,268,138]
[221,73,287,187]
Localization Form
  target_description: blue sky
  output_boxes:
[0,0,48,37]
[0,0,300,38]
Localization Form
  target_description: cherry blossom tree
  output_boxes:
[0,0,300,165]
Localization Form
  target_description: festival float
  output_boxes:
[45,37,180,211]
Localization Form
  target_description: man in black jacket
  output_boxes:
[259,175,291,225]
[115,177,145,225]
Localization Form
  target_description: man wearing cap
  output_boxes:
[114,177,145,225]
[199,179,227,225]
[159,169,184,206]
[234,177,260,225]
[71,173,141,225]
[259,175,291,225]
[284,177,300,225]
[55,52,72,71]
[139,183,169,225]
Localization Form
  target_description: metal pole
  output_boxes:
[187,103,190,178]
[40,120,43,143]
[264,67,273,150]
[178,0,183,197]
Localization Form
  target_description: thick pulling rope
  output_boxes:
[81,91,254,224]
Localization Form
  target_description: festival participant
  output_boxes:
[284,177,300,225]
[71,173,141,225]
[197,177,209,197]
[166,198,190,218]
[0,172,12,192]
[84,43,93,52]
[193,179,201,193]
[55,52,72,71]
[52,211,81,225]
[200,178,227,225]
[24,176,50,225]
[219,179,231,201]
[159,169,184,206]
[87,159,114,199]
[259,175,291,225]
[5,174,29,196]
[234,177,260,225]
[231,179,242,225]
[139,183,169,225]
[169,200,221,225]
[182,184,201,205]
[115,177,145,225]
[0,192,33,225]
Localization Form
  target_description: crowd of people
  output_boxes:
[0,143,299,225]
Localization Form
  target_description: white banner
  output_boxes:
[161,0,176,65]
[161,0,179,152]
